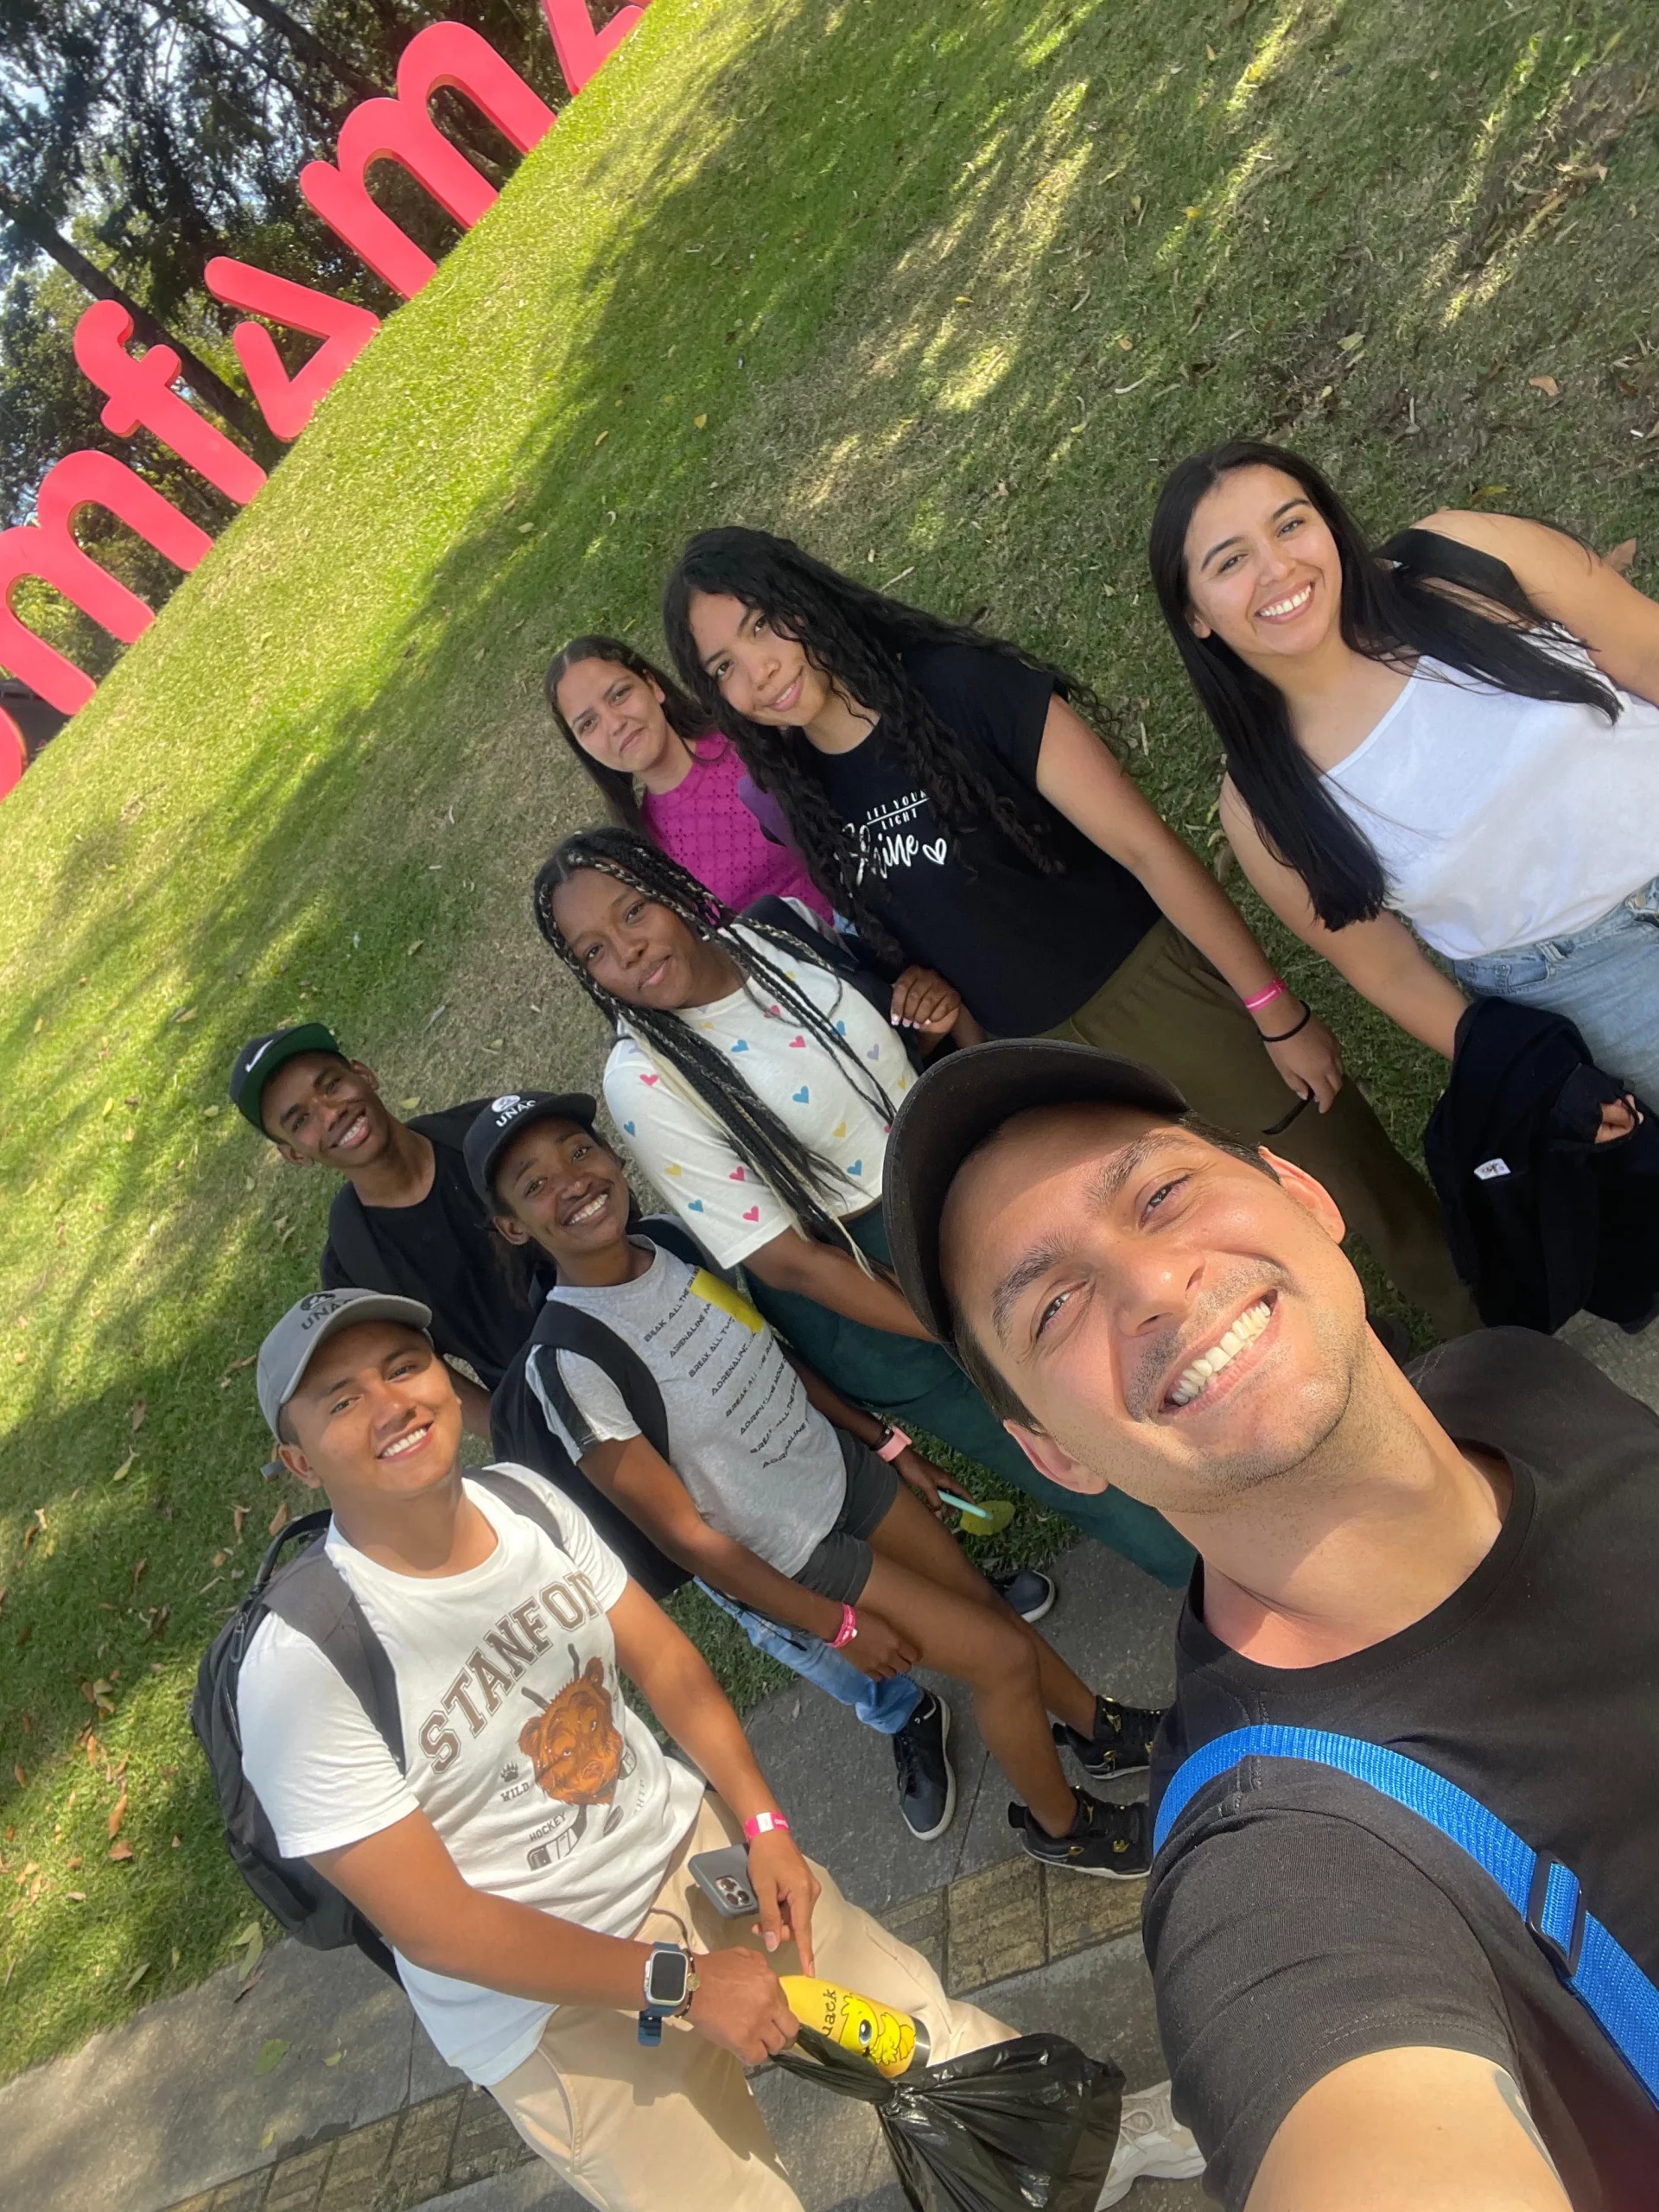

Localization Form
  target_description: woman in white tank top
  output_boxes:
[1148,440,1659,1105]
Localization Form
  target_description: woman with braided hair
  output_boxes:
[661,527,1477,1341]
[532,824,1194,1585]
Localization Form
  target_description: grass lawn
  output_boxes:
[3,0,1658,2078]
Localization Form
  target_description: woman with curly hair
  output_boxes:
[1147,440,1659,1103]
[546,633,831,920]
[532,823,1194,1585]
[660,528,1475,1340]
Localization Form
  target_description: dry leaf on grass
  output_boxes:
[232,1505,251,1539]
[268,1502,289,1538]
[108,1791,129,1839]
[111,1456,135,1483]
[129,1401,147,1433]
[1605,538,1637,574]
[1529,374,1561,397]
[108,1840,134,1862]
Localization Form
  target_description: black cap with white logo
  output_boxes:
[464,1090,599,1205]
[882,1039,1187,1350]
[229,1022,343,1133]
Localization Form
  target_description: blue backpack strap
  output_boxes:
[1154,1724,1659,2107]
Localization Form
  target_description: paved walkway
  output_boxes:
[6,1315,1654,2212]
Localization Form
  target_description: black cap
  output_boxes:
[883,1040,1186,1346]
[229,1022,344,1133]
[465,1090,599,1205]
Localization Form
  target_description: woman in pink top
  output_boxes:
[546,635,834,919]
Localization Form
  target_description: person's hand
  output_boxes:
[1595,1094,1642,1143]
[685,1945,798,2063]
[890,966,963,1034]
[894,1446,946,1518]
[1261,1007,1344,1112]
[747,1829,820,1974]
[842,1606,918,1681]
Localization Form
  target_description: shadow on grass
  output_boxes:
[3,0,1658,2074]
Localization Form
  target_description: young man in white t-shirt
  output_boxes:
[238,1287,1198,2209]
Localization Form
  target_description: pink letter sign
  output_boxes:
[0,451,214,713]
[541,0,648,96]
[300,23,558,298]
[0,709,24,801]
[204,260,382,441]
[74,302,268,506]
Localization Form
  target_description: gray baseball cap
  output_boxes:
[256,1287,434,1440]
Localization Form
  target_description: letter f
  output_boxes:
[73,302,267,506]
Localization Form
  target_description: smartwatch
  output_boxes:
[874,1422,911,1464]
[638,1941,699,2047]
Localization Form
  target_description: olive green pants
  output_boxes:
[1043,922,1478,1341]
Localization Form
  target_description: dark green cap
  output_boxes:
[229,1022,343,1134]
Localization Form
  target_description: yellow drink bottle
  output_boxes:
[779,1975,928,2078]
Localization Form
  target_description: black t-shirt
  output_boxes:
[1145,1329,1659,2209]
[810,642,1158,1034]
[319,1115,541,1391]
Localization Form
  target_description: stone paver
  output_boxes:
[944,1857,1046,1991]
[317,2116,400,2212]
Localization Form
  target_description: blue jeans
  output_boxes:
[696,1580,921,1735]
[1452,875,1659,1109]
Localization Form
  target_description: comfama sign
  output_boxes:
[0,0,651,804]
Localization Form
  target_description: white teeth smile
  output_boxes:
[1257,582,1313,620]
[381,1423,431,1459]
[336,1113,369,1148]
[1167,1300,1273,1408]
[564,1192,608,1226]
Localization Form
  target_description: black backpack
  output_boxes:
[191,1465,578,1980]
[487,1216,721,1602]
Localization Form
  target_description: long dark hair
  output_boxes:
[531,825,897,1250]
[662,528,1106,957]
[544,634,719,837]
[1149,440,1621,930]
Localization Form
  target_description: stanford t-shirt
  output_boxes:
[1145,1330,1659,2209]
[811,642,1157,1033]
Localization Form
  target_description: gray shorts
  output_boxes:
[790,1432,900,1605]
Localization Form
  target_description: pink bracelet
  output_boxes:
[874,1423,912,1464]
[743,1809,791,1840]
[1243,978,1288,1014]
[831,1603,858,1649]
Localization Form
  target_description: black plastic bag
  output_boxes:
[770,2026,1122,2212]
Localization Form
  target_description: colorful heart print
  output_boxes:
[792,1086,810,1103]
[742,1205,760,1222]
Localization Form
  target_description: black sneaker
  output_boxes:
[1009,1788,1150,1878]
[893,1692,955,1840]
[1053,1694,1165,1783]
[990,1567,1056,1623]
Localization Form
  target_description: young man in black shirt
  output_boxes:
[229,1026,541,1435]
[882,1037,1659,2211]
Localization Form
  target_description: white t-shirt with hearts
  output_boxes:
[603,921,914,1268]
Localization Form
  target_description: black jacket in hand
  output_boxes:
[1423,998,1659,1333]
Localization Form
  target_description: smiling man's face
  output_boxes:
[940,1103,1369,1516]
[277,1319,462,1505]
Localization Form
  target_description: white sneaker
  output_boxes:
[1096,2079,1205,2205]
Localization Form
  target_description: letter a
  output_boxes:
[0,450,213,713]
[73,302,266,507]
[0,708,25,802]
[301,23,556,300]
[541,0,648,96]
[203,261,381,442]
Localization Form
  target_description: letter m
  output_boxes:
[0,452,213,714]
[300,23,557,300]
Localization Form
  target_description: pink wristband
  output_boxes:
[1243,978,1288,1014]
[831,1603,858,1649]
[743,1809,791,1840]
[874,1423,912,1464]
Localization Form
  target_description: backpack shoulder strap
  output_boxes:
[528,1300,671,1464]
[261,1545,406,1771]
[469,1464,571,1549]
[1154,1725,1659,2107]
[322,1186,389,1295]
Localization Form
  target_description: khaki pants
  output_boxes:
[1048,921,1479,1340]
[489,1794,1014,2211]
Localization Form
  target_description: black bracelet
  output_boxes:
[1259,1000,1312,1044]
